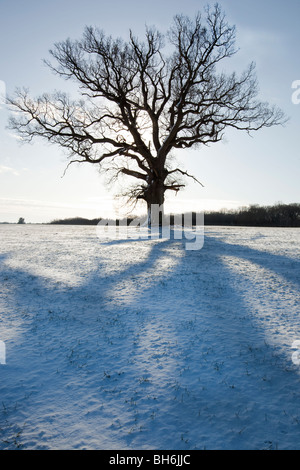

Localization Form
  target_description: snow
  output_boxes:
[0,224,299,450]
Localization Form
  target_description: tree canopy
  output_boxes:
[8,4,285,222]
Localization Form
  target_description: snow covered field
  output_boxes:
[0,223,299,450]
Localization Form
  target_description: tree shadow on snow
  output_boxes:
[0,230,300,449]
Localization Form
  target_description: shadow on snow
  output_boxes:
[0,231,299,450]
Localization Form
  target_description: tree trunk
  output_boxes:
[145,180,165,228]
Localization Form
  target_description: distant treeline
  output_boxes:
[50,217,101,225]
[202,203,300,227]
[49,203,300,227]
[49,216,137,226]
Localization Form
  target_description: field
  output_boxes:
[0,224,299,450]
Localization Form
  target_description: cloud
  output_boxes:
[0,196,116,214]
[7,132,23,141]
[0,196,116,223]
[0,165,20,176]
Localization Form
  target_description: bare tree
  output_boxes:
[8,4,285,225]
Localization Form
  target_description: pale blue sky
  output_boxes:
[0,0,299,222]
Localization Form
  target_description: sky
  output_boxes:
[0,0,299,223]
